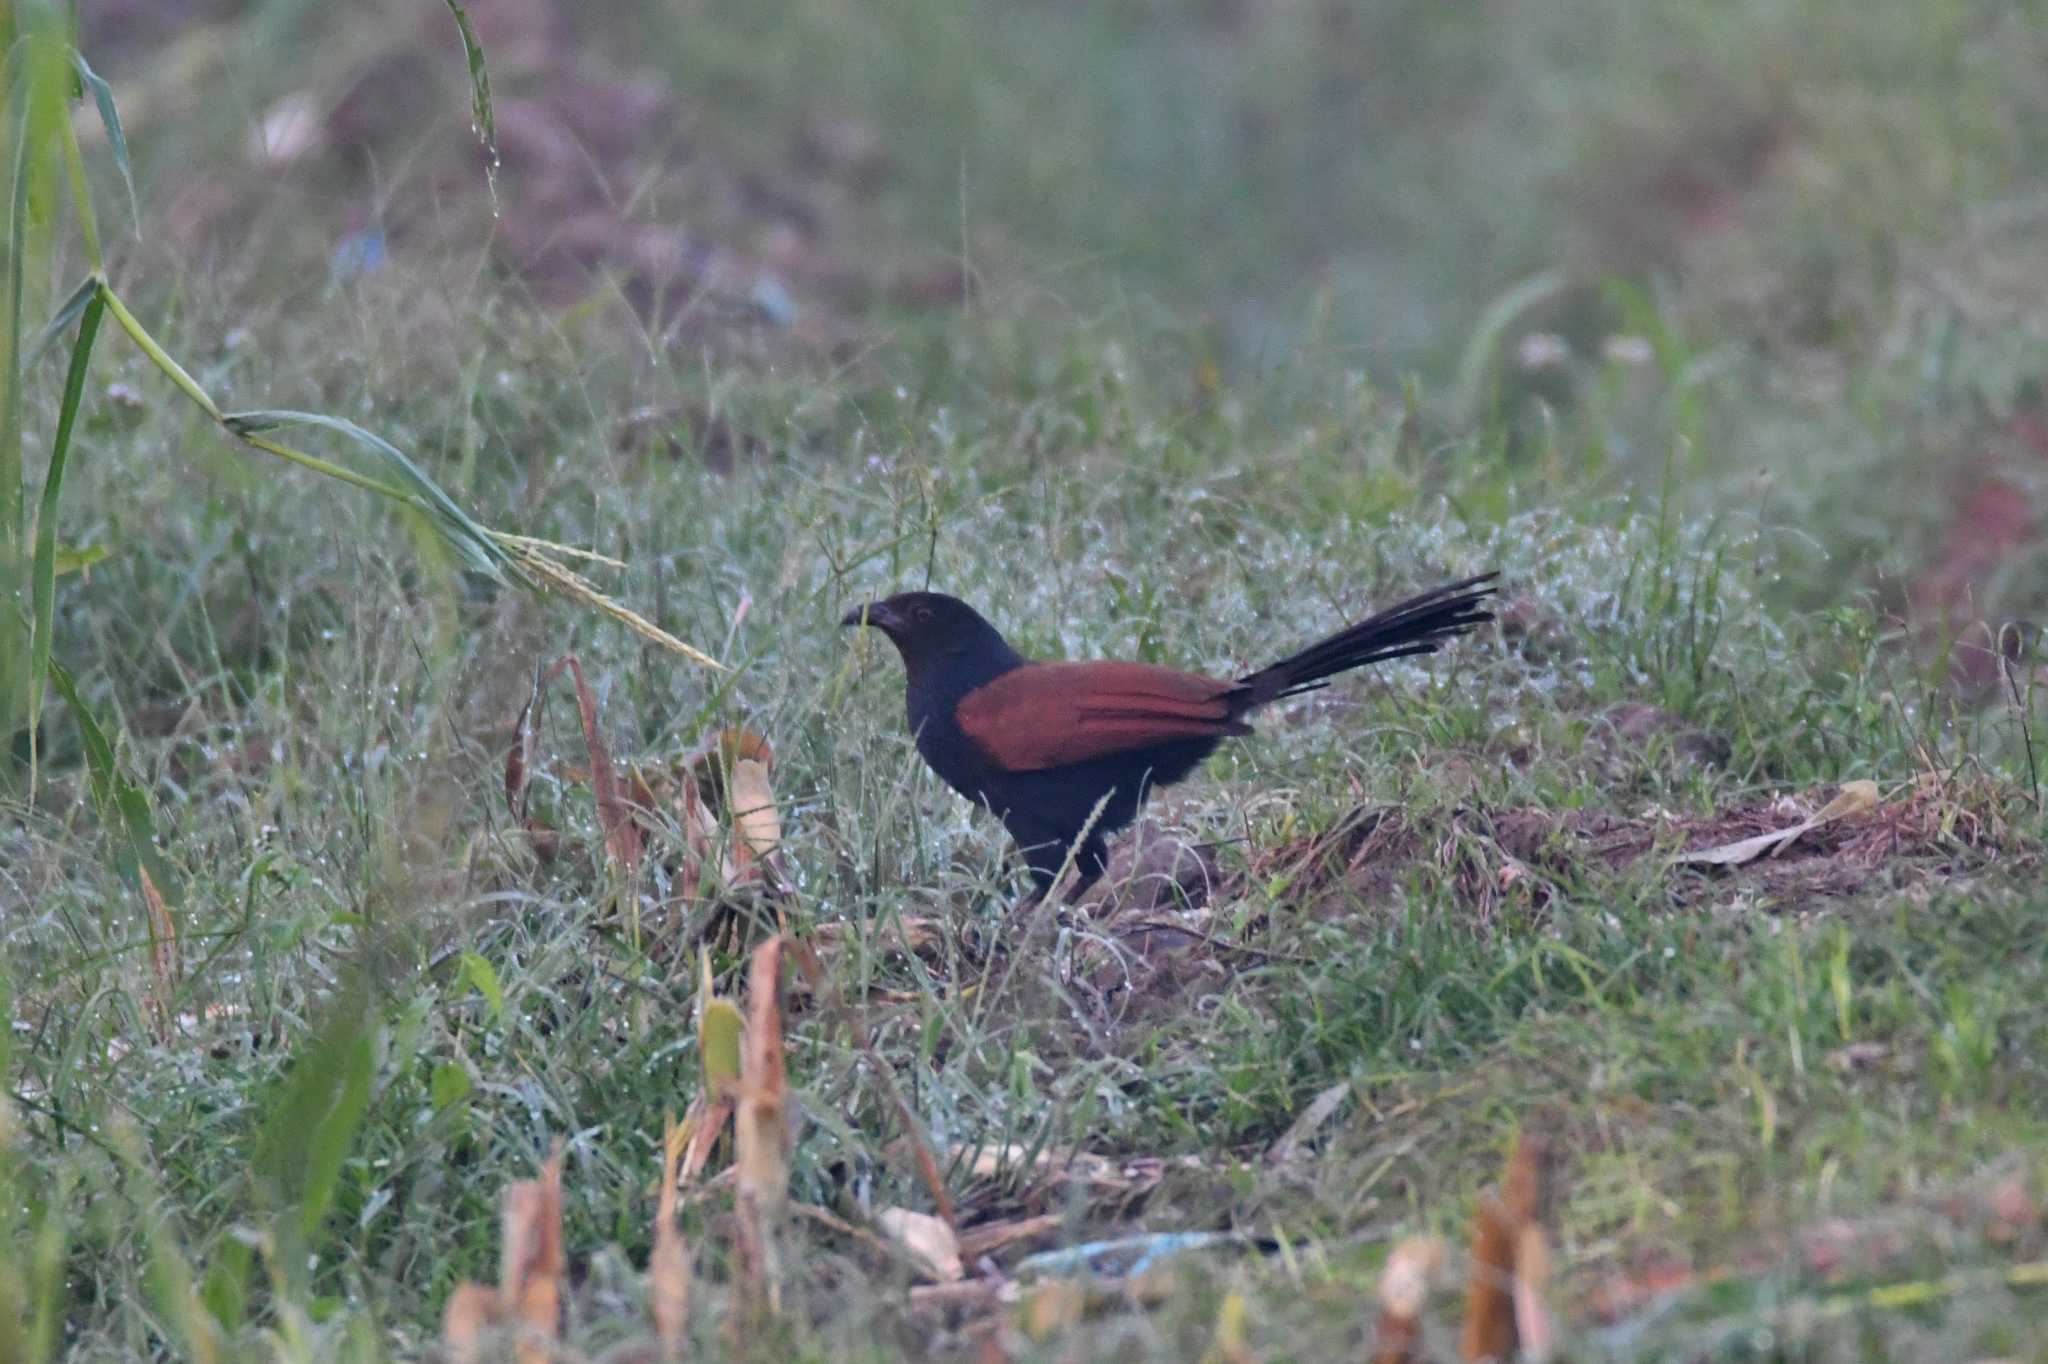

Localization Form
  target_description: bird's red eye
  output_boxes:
[915,605,935,623]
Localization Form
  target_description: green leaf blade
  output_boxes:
[73,52,139,237]
[28,289,106,794]
[222,407,524,584]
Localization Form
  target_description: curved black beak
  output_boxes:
[841,601,895,630]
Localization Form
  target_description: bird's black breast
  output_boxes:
[908,694,999,808]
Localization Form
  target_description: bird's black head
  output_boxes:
[841,591,1022,677]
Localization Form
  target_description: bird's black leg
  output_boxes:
[1062,837,1111,906]
[1014,830,1109,917]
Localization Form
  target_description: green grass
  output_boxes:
[7,0,2048,1359]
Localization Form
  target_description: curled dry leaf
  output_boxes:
[736,941,791,1211]
[501,1145,567,1364]
[138,864,178,1043]
[650,1112,693,1356]
[442,1281,503,1364]
[727,757,782,863]
[1373,1236,1447,1364]
[734,936,792,1314]
[547,655,643,880]
[682,951,742,1183]
[1510,1223,1555,1363]
[445,1145,566,1364]
[1461,1133,1551,1364]
[688,727,776,788]
[878,1206,965,1282]
[692,730,785,891]
[1672,779,1881,868]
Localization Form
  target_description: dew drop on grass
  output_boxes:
[480,149,502,220]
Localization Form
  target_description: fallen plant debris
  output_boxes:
[878,1206,966,1284]
[1236,770,2029,922]
[1461,1132,1555,1363]
[1669,778,1880,867]
[506,657,789,918]
[733,936,794,1317]
[674,949,746,1185]
[1372,1236,1448,1364]
[648,1112,694,1358]
[441,1143,566,1364]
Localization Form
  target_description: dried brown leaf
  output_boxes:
[678,1092,735,1185]
[544,654,643,879]
[1461,1190,1518,1363]
[442,1281,503,1364]
[734,937,792,1315]
[650,1113,693,1356]
[957,1213,1063,1263]
[726,756,782,869]
[1672,780,1881,867]
[1373,1235,1447,1364]
[742,938,789,1129]
[1462,1134,1550,1363]
[501,1144,566,1364]
[877,1206,965,1282]
[138,864,178,1042]
[1510,1223,1555,1364]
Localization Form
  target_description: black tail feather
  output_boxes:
[1233,572,1498,710]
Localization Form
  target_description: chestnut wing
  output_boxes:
[955,661,1250,772]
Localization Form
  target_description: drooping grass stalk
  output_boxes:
[82,275,723,669]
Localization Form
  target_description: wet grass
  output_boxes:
[6,0,2048,1358]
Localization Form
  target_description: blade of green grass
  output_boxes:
[97,280,223,420]
[441,2,496,189]
[55,101,99,271]
[257,994,375,1245]
[26,287,103,796]
[224,408,523,584]
[45,656,181,911]
[71,52,136,236]
[3,74,36,545]
[1451,268,1566,429]
[26,273,102,366]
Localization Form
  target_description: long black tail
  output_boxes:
[1233,572,1499,710]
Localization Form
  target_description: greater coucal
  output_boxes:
[844,572,1498,901]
